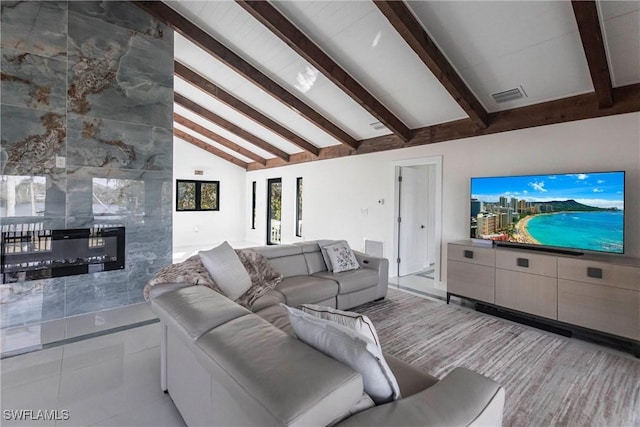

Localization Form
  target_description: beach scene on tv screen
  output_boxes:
[470,172,624,254]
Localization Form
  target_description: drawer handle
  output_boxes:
[516,258,529,268]
[463,250,474,259]
[587,267,603,279]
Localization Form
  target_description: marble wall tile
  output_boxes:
[67,66,173,128]
[0,171,66,219]
[1,48,67,113]
[0,279,65,328]
[67,115,172,171]
[68,10,173,88]
[64,272,129,317]
[0,1,68,60]
[68,2,168,42]
[0,105,66,174]
[40,279,66,323]
[65,167,172,219]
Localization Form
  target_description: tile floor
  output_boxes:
[1,321,185,427]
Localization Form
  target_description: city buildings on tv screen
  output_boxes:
[470,172,624,254]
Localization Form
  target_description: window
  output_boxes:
[251,181,256,229]
[295,177,303,237]
[266,178,281,245]
[176,180,219,211]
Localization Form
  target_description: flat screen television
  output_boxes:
[470,171,625,255]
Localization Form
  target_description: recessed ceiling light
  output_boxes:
[370,121,387,130]
[491,86,528,104]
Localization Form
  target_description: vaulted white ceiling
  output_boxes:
[161,0,640,168]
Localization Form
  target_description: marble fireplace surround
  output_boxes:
[0,2,174,339]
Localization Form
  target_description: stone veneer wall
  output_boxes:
[0,1,173,328]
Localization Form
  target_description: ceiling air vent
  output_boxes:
[491,86,527,104]
[370,121,387,130]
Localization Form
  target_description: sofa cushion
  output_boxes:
[284,305,401,405]
[255,303,294,336]
[384,354,438,398]
[299,304,380,347]
[250,289,286,313]
[324,241,360,273]
[304,251,329,275]
[199,242,252,300]
[315,268,379,294]
[194,314,364,426]
[276,275,339,307]
[152,286,250,340]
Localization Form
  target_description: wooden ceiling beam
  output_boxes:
[373,1,489,129]
[175,61,319,157]
[247,83,640,170]
[237,0,413,142]
[174,93,290,162]
[174,129,248,169]
[133,1,358,151]
[174,113,267,165]
[571,0,613,108]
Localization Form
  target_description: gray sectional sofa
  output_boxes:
[250,241,389,311]
[147,241,505,426]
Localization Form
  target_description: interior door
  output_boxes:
[397,166,430,276]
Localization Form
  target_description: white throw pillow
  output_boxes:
[283,305,400,404]
[199,241,252,300]
[299,304,381,347]
[323,241,360,273]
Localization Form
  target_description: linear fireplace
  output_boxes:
[1,226,125,283]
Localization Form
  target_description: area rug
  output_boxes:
[353,289,640,427]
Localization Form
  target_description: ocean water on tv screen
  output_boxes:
[526,210,624,253]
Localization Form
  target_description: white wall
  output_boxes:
[245,112,640,284]
[173,138,246,248]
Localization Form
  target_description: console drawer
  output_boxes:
[448,260,495,303]
[496,270,557,320]
[496,250,557,277]
[558,279,640,340]
[448,244,495,267]
[557,258,640,291]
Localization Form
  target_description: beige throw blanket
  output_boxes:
[143,249,282,309]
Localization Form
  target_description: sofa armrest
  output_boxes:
[353,250,389,299]
[335,367,505,427]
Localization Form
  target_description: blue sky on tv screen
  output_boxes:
[471,172,624,210]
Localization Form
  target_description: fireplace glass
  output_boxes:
[1,226,125,283]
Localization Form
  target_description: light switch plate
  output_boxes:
[55,156,66,168]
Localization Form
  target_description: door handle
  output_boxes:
[420,225,426,229]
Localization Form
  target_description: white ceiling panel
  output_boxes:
[272,0,466,128]
[174,103,276,160]
[407,1,574,71]
[168,0,405,140]
[269,60,389,139]
[174,122,253,163]
[174,34,248,93]
[599,2,640,86]
[463,32,593,111]
[175,77,305,155]
[175,34,353,147]
[407,1,593,111]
